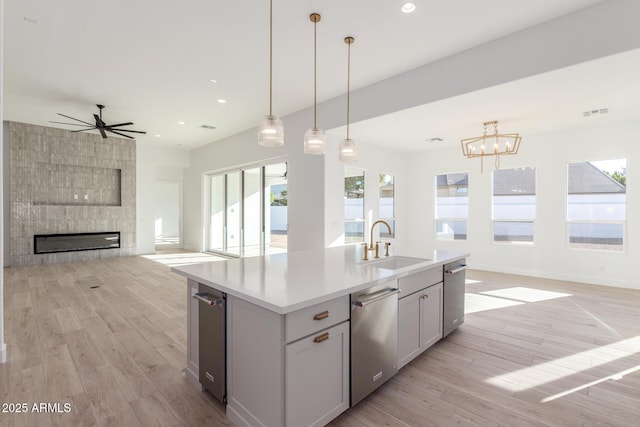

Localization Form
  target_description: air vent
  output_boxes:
[200,124,217,130]
[583,108,608,117]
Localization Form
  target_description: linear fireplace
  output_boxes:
[34,232,121,254]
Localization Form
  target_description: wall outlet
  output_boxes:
[74,194,78,199]
[84,195,88,200]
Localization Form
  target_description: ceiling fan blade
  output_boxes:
[107,129,134,139]
[98,128,107,138]
[107,128,146,134]
[70,127,98,133]
[49,121,91,127]
[57,113,94,126]
[106,122,134,128]
[94,114,106,128]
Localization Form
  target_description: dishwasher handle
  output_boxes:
[193,293,223,307]
[353,288,399,307]
[445,265,468,275]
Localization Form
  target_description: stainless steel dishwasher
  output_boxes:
[193,284,226,404]
[350,282,399,406]
[443,261,468,337]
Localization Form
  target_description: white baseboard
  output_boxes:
[468,263,639,291]
[0,343,6,364]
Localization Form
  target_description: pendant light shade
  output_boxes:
[258,0,284,147]
[304,13,326,155]
[339,36,357,163]
[304,127,326,154]
[259,115,284,147]
[338,138,357,163]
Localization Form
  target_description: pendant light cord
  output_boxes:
[346,39,351,140]
[269,0,273,116]
[313,18,317,129]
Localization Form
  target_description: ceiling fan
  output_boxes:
[51,104,146,139]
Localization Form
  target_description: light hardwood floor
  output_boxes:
[1,254,639,426]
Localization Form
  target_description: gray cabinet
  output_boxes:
[285,321,350,427]
[398,281,443,369]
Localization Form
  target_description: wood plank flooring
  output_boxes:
[2,254,640,426]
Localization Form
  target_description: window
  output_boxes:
[379,174,395,238]
[567,159,626,251]
[492,167,536,244]
[206,161,287,257]
[435,173,468,241]
[345,167,365,244]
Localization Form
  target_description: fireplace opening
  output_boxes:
[34,232,120,254]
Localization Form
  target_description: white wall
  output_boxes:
[406,119,640,289]
[1,0,6,363]
[136,144,189,254]
[182,111,326,253]
[324,134,408,251]
[154,181,181,239]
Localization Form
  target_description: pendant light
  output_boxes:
[303,13,326,155]
[338,36,357,163]
[258,0,284,147]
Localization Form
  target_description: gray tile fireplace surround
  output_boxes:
[8,122,136,266]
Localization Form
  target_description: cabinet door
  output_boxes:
[285,321,349,427]
[398,291,421,369]
[420,282,443,351]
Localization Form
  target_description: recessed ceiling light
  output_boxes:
[155,134,161,137]
[209,79,218,83]
[178,121,185,125]
[401,2,416,14]
[217,99,227,104]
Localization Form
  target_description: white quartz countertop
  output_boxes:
[171,246,468,314]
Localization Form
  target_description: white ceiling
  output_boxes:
[3,0,613,150]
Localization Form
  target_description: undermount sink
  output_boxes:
[364,256,430,270]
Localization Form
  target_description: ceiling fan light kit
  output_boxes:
[52,104,146,139]
[258,0,285,148]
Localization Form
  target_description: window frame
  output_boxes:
[379,173,396,239]
[344,167,366,245]
[434,172,469,242]
[491,166,537,246]
[565,159,627,254]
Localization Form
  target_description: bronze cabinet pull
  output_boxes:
[313,332,330,343]
[313,310,329,321]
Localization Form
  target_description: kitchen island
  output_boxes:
[172,246,468,427]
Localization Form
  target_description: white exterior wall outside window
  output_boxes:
[492,167,536,244]
[435,173,468,241]
[567,159,626,252]
[345,167,365,244]
[379,174,395,238]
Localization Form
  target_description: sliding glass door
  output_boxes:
[206,161,287,257]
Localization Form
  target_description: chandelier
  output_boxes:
[461,120,522,172]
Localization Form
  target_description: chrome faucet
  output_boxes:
[362,220,392,260]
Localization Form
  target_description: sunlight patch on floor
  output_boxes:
[479,287,572,302]
[142,252,227,267]
[465,293,525,314]
[485,335,640,394]
[540,364,640,403]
